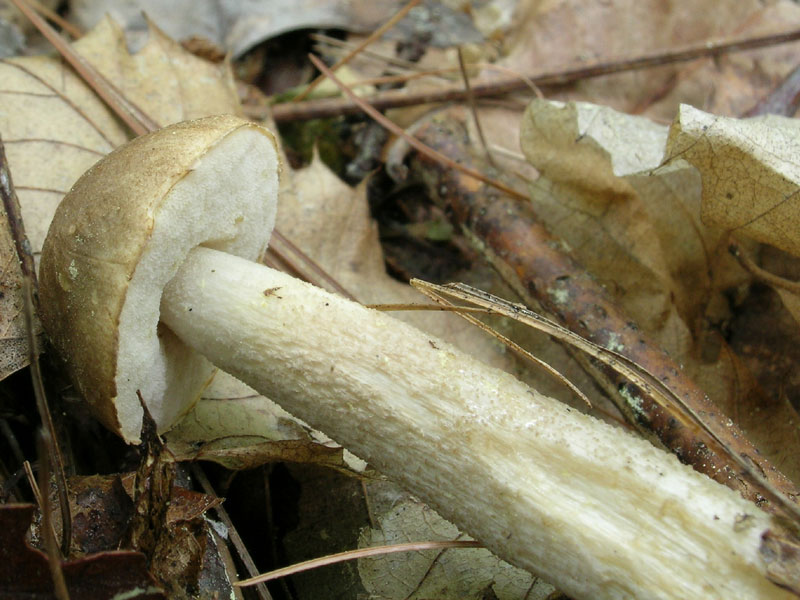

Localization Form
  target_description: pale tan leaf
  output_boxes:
[358,488,553,600]
[0,54,126,252]
[520,99,703,358]
[502,0,800,120]
[74,17,240,127]
[0,16,240,379]
[665,104,800,258]
[166,371,368,472]
[520,98,800,483]
[0,202,30,380]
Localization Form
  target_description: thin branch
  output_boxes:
[28,0,83,39]
[1,137,72,555]
[311,32,429,73]
[295,0,423,102]
[190,464,272,600]
[273,26,800,123]
[270,230,358,301]
[35,438,70,600]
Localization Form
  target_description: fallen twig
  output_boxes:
[271,27,800,122]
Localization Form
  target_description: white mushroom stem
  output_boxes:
[160,245,789,600]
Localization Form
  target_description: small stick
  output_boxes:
[8,0,158,136]
[28,0,83,39]
[35,438,70,600]
[729,240,800,295]
[270,229,358,301]
[273,26,800,123]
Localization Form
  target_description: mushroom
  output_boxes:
[39,115,794,600]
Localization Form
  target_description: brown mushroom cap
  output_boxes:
[39,115,280,442]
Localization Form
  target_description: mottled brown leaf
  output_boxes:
[0,504,164,599]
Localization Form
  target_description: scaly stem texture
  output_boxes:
[161,246,790,600]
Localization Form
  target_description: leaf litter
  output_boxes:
[2,0,800,598]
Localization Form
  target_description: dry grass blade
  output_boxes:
[307,53,528,201]
[456,47,495,168]
[372,297,592,408]
[236,540,482,587]
[295,0,423,102]
[35,436,70,599]
[411,279,800,522]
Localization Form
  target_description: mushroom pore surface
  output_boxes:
[39,115,279,442]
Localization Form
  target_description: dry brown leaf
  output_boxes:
[502,0,800,120]
[665,104,800,258]
[0,16,240,254]
[0,198,30,380]
[0,17,240,379]
[520,99,715,358]
[520,98,800,483]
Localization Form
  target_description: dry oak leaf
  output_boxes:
[521,98,800,483]
[0,197,30,381]
[0,16,239,380]
[502,0,800,121]
[0,15,240,255]
[665,103,800,258]
[521,99,702,360]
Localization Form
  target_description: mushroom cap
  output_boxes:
[39,115,280,443]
